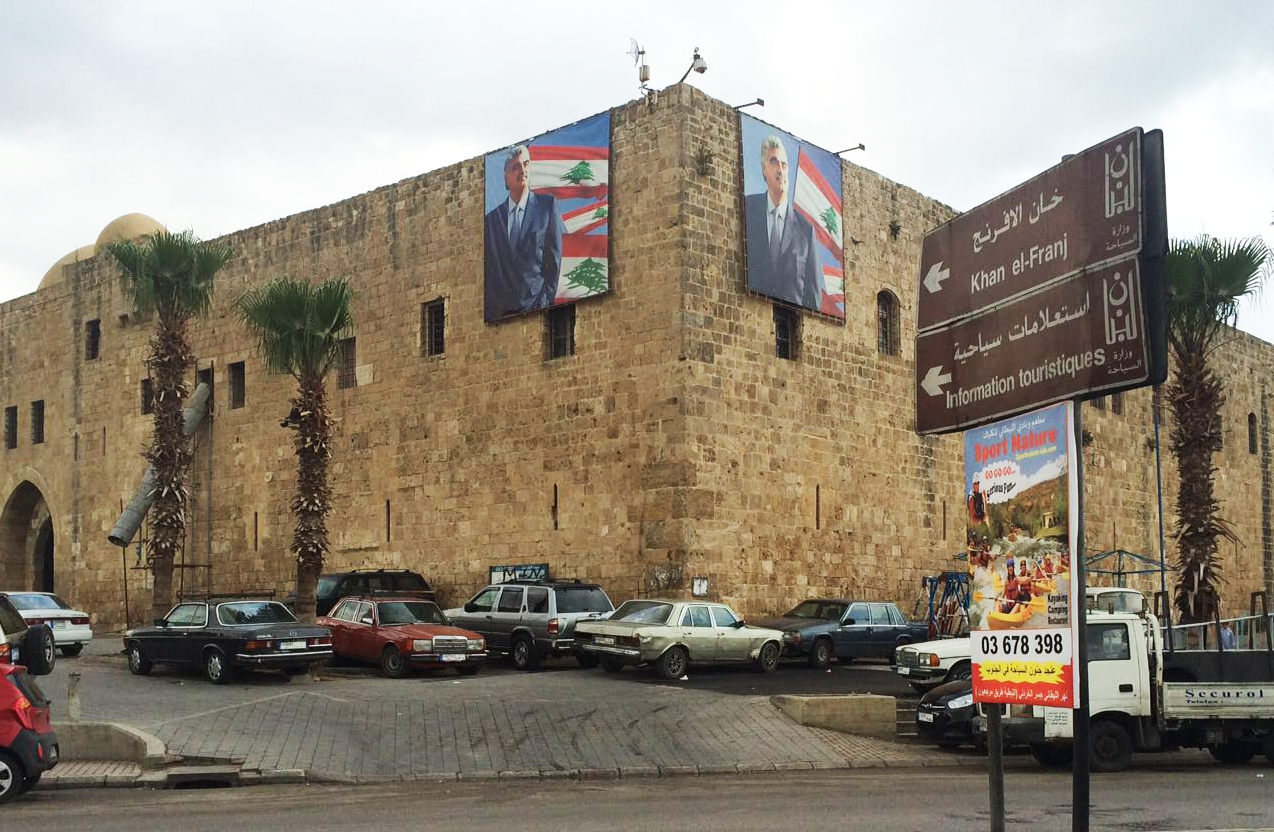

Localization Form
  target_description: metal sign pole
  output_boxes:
[988,702,1006,832]
[1072,399,1090,832]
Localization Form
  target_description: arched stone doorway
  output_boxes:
[0,481,53,592]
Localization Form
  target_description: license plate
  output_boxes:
[918,711,935,723]
[440,654,466,662]
[51,621,68,629]
[280,640,307,650]
[594,636,615,645]
[896,666,909,675]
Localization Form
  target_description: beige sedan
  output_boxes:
[575,599,784,679]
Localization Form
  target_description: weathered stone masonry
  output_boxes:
[2,85,1271,631]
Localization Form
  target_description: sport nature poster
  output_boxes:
[483,112,610,323]
[965,401,1079,707]
[739,114,845,319]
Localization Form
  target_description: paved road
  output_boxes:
[10,768,1274,832]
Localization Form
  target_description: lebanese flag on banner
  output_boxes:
[530,146,609,200]
[556,233,609,301]
[792,149,844,261]
[821,264,845,317]
[561,199,609,235]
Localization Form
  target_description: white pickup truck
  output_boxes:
[975,604,1274,771]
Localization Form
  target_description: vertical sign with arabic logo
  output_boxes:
[965,402,1079,707]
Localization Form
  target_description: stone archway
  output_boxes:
[0,481,53,592]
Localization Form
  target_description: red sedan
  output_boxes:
[318,596,487,678]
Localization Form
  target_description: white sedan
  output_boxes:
[2,592,93,656]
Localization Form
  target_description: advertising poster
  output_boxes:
[483,112,610,323]
[739,114,845,319]
[965,401,1079,707]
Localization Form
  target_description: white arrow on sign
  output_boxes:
[921,365,952,397]
[923,261,950,294]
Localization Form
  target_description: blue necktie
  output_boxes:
[511,206,523,241]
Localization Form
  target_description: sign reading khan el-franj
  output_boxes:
[483,112,611,323]
[917,128,1147,332]
[740,114,845,319]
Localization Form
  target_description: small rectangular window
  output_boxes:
[141,379,154,415]
[338,337,357,389]
[229,362,245,409]
[1092,396,1106,412]
[423,299,445,357]
[4,406,17,450]
[546,305,575,360]
[1111,392,1123,415]
[85,319,101,361]
[774,304,800,361]
[30,401,44,445]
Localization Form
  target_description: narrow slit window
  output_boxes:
[141,379,154,415]
[546,306,575,360]
[30,400,44,445]
[1248,412,1257,455]
[229,361,245,409]
[85,319,101,360]
[4,406,16,450]
[338,337,357,389]
[1111,392,1123,416]
[774,304,800,361]
[876,291,900,356]
[423,299,446,357]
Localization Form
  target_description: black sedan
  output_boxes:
[915,679,978,748]
[124,599,332,684]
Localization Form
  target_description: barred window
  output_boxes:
[30,400,44,445]
[141,379,154,415]
[876,291,899,356]
[1111,392,1123,416]
[229,362,245,409]
[1092,396,1106,412]
[4,406,16,450]
[85,319,101,360]
[774,304,800,361]
[423,299,445,357]
[546,306,575,360]
[337,337,357,389]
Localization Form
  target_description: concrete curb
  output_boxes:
[52,721,169,769]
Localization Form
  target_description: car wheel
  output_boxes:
[757,641,780,673]
[21,626,55,676]
[17,772,40,795]
[807,638,832,669]
[1089,719,1132,772]
[380,646,408,678]
[576,652,600,669]
[456,665,480,676]
[204,649,233,685]
[1030,743,1073,768]
[511,636,540,671]
[0,749,25,805]
[1209,741,1258,765]
[601,657,625,673]
[657,646,688,680]
[946,661,972,683]
[59,643,84,658]
[127,642,153,676]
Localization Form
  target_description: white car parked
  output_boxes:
[2,592,93,657]
[894,637,972,690]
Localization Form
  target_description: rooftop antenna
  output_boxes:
[629,38,651,95]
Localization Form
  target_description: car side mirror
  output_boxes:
[843,618,856,626]
[153,618,168,627]
[732,620,747,628]
[360,616,374,625]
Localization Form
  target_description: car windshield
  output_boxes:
[786,601,847,621]
[609,601,673,624]
[377,601,447,626]
[6,593,63,611]
[216,602,298,626]
[554,586,612,614]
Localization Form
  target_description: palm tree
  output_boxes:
[1165,234,1270,623]
[106,231,236,621]
[234,277,354,623]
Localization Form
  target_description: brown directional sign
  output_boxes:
[918,128,1144,333]
[915,258,1150,434]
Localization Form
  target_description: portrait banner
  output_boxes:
[484,112,611,323]
[739,114,845,319]
[965,401,1079,708]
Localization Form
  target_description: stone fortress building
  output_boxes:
[1,86,1271,632]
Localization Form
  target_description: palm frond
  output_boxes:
[1165,234,1269,356]
[105,230,235,321]
[234,276,355,379]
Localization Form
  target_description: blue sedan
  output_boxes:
[757,599,929,668]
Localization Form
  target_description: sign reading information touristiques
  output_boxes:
[965,402,1079,707]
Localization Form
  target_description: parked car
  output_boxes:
[758,598,929,667]
[0,663,58,804]
[445,579,614,670]
[575,599,785,680]
[2,592,93,657]
[124,599,332,685]
[318,596,487,677]
[0,595,54,676]
[894,637,972,691]
[915,678,978,749]
[287,569,436,618]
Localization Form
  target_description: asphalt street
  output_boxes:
[10,767,1274,832]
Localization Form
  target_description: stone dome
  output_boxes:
[38,244,97,291]
[37,213,165,291]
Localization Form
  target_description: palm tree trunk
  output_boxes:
[290,374,333,624]
[147,316,194,620]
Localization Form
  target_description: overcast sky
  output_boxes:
[2,1,1271,341]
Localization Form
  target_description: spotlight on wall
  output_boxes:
[734,98,764,110]
[834,143,866,154]
[678,47,707,84]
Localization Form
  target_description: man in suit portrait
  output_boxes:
[745,135,823,311]
[484,144,563,322]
